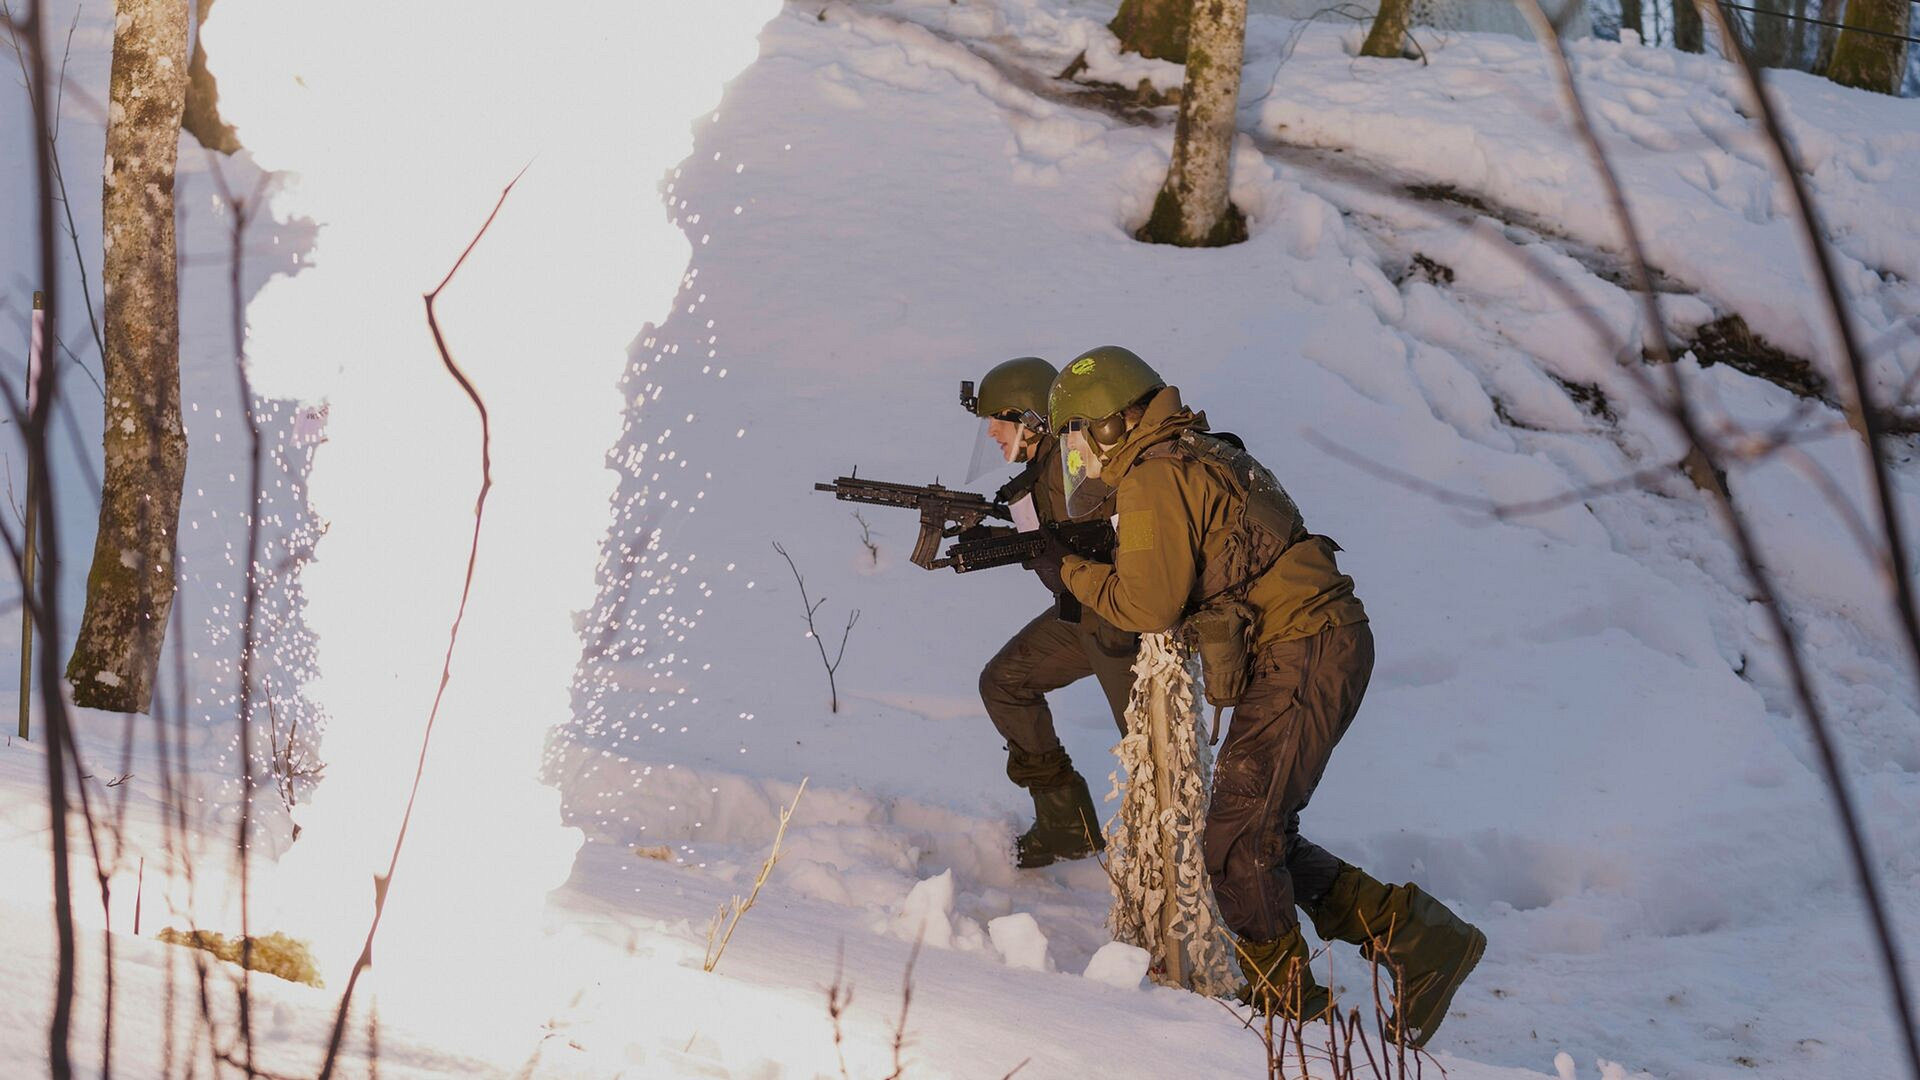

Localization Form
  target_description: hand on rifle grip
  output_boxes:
[1022,530,1069,594]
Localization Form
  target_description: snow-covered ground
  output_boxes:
[3,0,1919,1077]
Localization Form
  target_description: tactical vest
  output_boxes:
[1139,430,1322,712]
[1139,430,1312,607]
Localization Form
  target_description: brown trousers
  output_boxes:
[980,601,1140,789]
[1206,621,1374,943]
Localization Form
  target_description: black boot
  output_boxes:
[1014,772,1105,869]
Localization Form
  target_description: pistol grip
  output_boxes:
[1056,592,1083,624]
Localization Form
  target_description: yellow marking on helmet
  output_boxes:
[1066,448,1084,472]
[1070,357,1096,376]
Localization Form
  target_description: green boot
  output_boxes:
[1307,865,1485,1048]
[1234,926,1332,1022]
[1014,772,1105,869]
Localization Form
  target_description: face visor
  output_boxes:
[965,410,1043,483]
[1060,420,1115,518]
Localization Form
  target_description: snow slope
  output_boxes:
[5,0,1920,1077]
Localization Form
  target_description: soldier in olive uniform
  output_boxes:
[963,357,1141,870]
[1035,345,1484,1046]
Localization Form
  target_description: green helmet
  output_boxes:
[964,356,1057,420]
[1048,345,1164,432]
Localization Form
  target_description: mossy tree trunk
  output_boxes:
[1827,0,1911,93]
[184,0,241,154]
[1138,0,1249,248]
[1360,0,1416,58]
[1109,0,1192,62]
[67,0,191,713]
[1674,0,1705,52]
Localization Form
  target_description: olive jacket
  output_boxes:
[1058,386,1365,647]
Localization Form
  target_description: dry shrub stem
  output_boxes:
[315,165,527,1080]
[207,152,272,1077]
[703,777,808,972]
[2,2,81,1073]
[826,947,855,1080]
[886,939,918,1080]
[1219,932,1441,1080]
[773,540,860,713]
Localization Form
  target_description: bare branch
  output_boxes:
[773,541,860,713]
[316,166,526,1080]
[1509,4,1920,1073]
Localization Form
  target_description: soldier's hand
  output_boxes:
[1022,532,1070,593]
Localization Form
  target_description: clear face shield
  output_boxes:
[1060,420,1115,518]
[965,411,1043,483]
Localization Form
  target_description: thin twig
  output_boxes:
[852,511,878,565]
[772,541,860,713]
[2,0,107,395]
[207,147,273,1080]
[826,945,854,1080]
[703,777,807,972]
[3,2,79,1072]
[315,164,527,1080]
[1514,4,1919,1075]
[885,937,921,1080]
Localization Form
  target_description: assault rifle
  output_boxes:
[814,474,1011,570]
[945,519,1115,623]
[943,519,1114,574]
[815,473,1117,621]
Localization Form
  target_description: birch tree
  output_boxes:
[1137,0,1248,248]
[66,0,190,712]
[1827,0,1911,93]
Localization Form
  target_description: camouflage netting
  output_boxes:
[1104,632,1238,995]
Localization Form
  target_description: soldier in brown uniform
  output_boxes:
[1036,345,1484,1046]
[963,357,1141,870]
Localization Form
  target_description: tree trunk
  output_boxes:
[183,0,241,154]
[1361,0,1417,57]
[1789,0,1813,66]
[67,0,191,714]
[1828,0,1911,92]
[1674,0,1705,52]
[1815,0,1846,69]
[1622,0,1645,40]
[1109,0,1191,63]
[1753,0,1791,66]
[1138,0,1249,248]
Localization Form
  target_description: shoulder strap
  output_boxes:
[994,459,1042,505]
